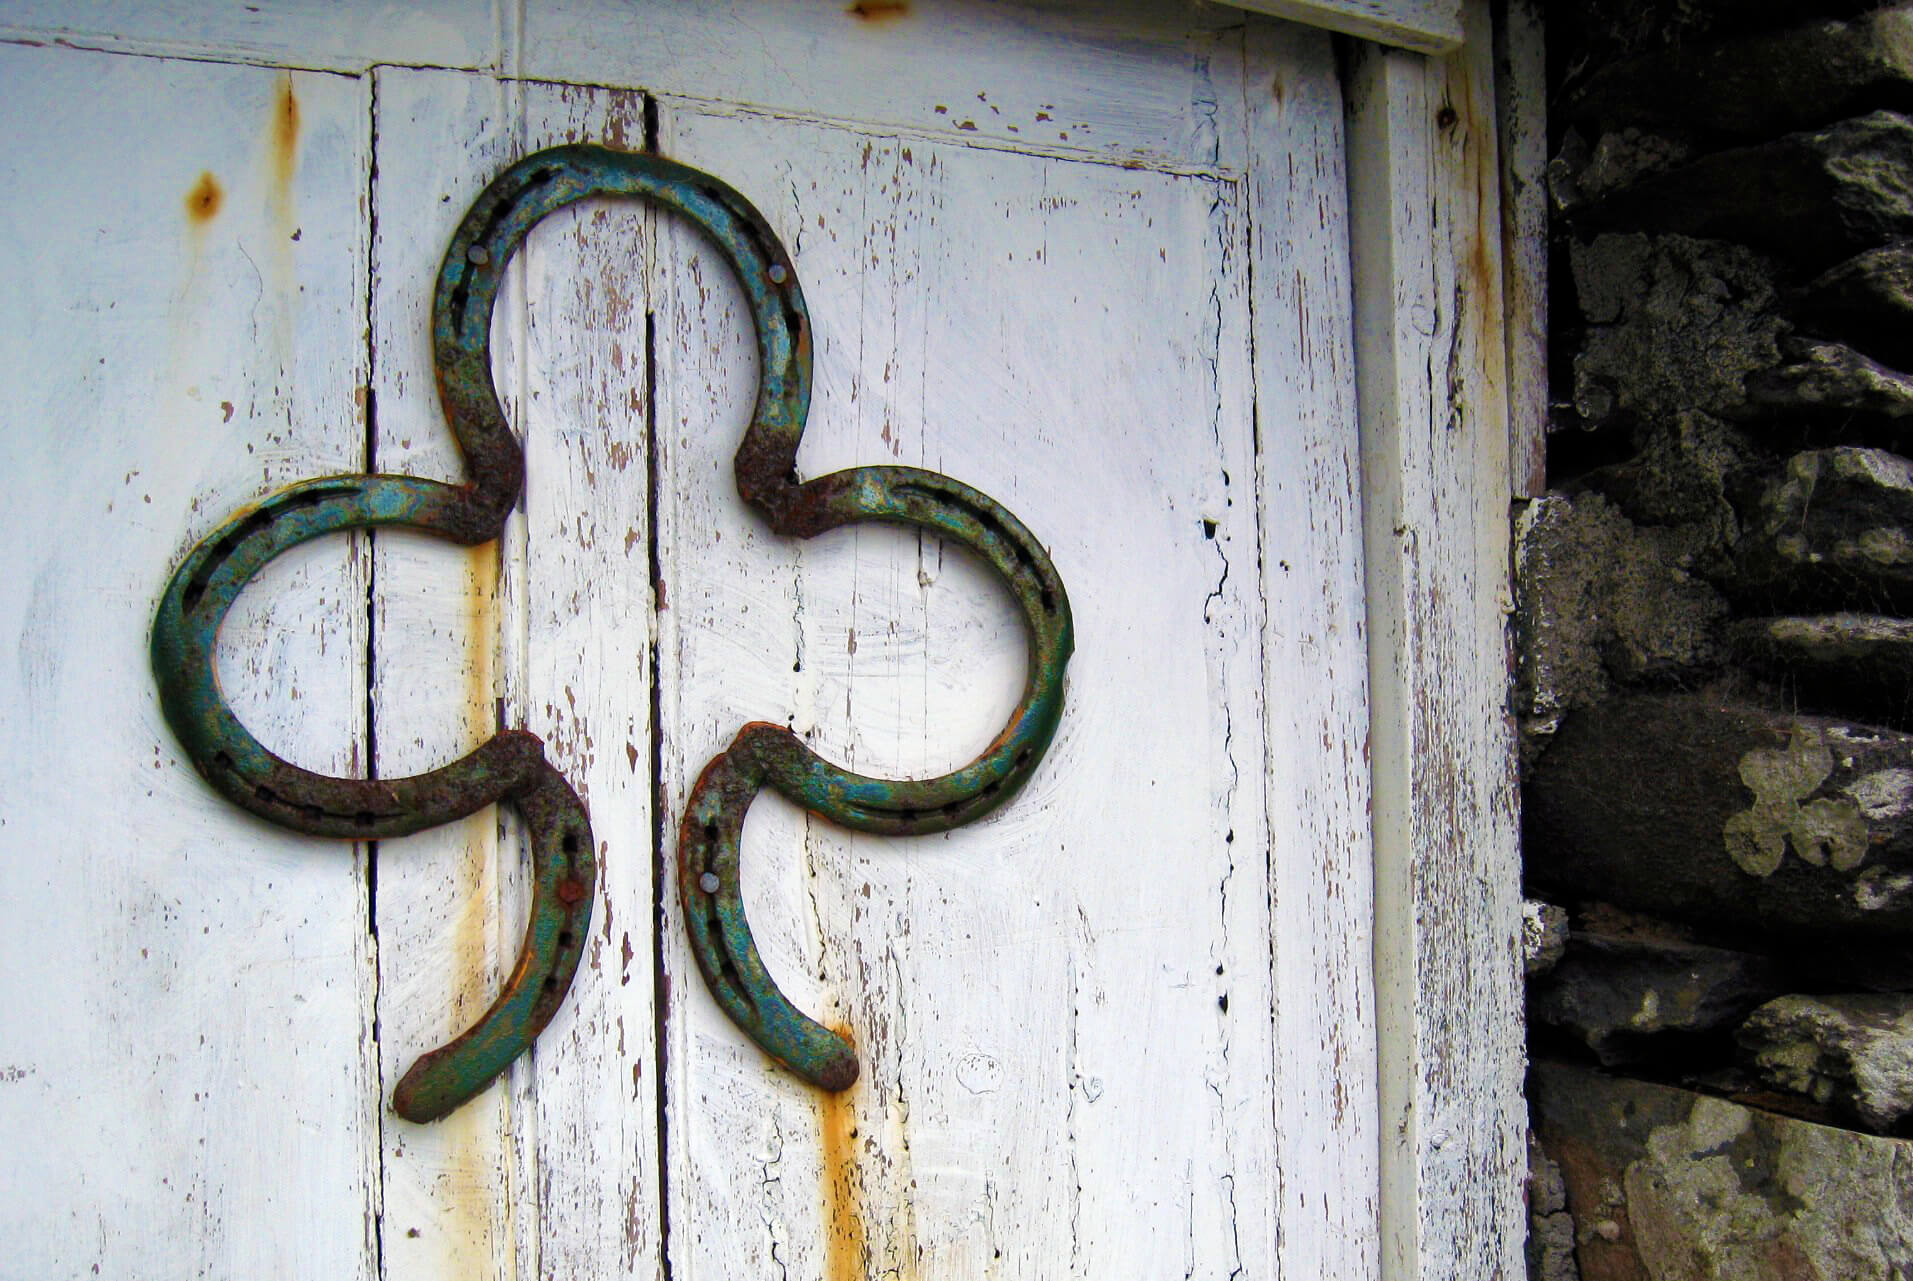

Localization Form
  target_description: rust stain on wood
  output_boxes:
[466,542,497,741]
[455,541,499,1015]
[184,172,223,225]
[846,0,908,20]
[818,1029,868,1281]
[272,75,300,173]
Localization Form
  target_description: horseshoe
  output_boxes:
[152,143,1073,1114]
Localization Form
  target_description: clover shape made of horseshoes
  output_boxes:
[151,143,1074,1119]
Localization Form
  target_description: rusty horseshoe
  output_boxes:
[152,143,1073,1112]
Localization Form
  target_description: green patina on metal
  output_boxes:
[152,143,1072,1112]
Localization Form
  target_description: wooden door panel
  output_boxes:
[1239,23,1382,1280]
[652,102,1274,1280]
[0,44,375,1279]
[0,6,1472,1276]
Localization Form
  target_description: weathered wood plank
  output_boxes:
[1495,0,1547,497]
[1345,1,1527,1277]
[367,67,659,1281]
[1219,0,1464,54]
[523,0,1248,171]
[1,0,1250,172]
[368,66,522,1281]
[1243,19,1382,1280]
[651,100,1279,1279]
[0,45,376,1278]
[0,0,489,75]
[495,79,662,1281]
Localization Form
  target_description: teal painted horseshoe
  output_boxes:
[152,143,1073,1111]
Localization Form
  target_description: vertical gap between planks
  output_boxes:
[361,62,386,1281]
[641,88,674,1281]
[1234,22,1285,1266]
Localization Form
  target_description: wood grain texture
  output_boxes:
[1494,0,1547,498]
[1243,20,1382,1280]
[522,0,1248,172]
[0,45,376,1279]
[1,0,1249,173]
[1220,0,1464,54]
[650,94,1290,1279]
[1345,2,1527,1278]
[494,78,662,1281]
[368,68,659,1281]
[0,0,490,75]
[369,69,521,1279]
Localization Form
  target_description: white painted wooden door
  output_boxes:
[0,3,1524,1278]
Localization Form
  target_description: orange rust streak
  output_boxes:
[184,172,223,224]
[847,0,908,19]
[457,541,499,1010]
[272,74,300,187]
[466,541,498,742]
[818,1030,867,1281]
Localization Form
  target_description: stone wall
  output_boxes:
[1519,2,1913,1276]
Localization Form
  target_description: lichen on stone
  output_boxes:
[1722,724,1870,875]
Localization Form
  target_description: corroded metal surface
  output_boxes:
[152,143,1072,1110]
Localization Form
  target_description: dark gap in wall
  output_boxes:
[639,92,674,1269]
[362,65,385,1281]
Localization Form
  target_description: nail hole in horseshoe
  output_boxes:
[558,929,574,948]
[182,487,341,613]
[893,480,1059,616]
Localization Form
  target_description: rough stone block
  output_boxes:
[1554,0,1890,97]
[1744,338,1913,424]
[1730,614,1913,728]
[1525,694,1913,943]
[1571,233,1783,428]
[1550,127,1698,215]
[1590,112,1913,268]
[1581,411,1751,531]
[1530,932,1785,1066]
[1568,5,1913,139]
[1796,240,1913,371]
[1733,446,1913,611]
[1514,497,1727,746]
[1525,899,1572,978]
[1527,1126,1582,1281]
[1531,1060,1913,1280]
[1740,994,1913,1133]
